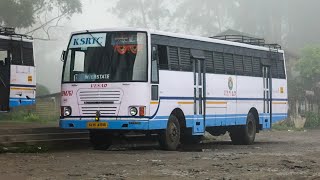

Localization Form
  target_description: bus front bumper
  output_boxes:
[59,119,167,130]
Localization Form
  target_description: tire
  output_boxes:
[229,112,256,145]
[89,130,112,150]
[159,115,181,151]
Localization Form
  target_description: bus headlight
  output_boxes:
[129,107,138,116]
[61,106,72,117]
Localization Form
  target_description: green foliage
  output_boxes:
[272,121,303,131]
[0,0,34,28]
[23,113,40,122]
[304,112,320,128]
[0,0,82,28]
[296,45,320,89]
[5,110,41,122]
[0,109,57,123]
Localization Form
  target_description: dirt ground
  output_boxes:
[0,130,320,180]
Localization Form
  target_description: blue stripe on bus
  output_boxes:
[9,98,36,107]
[160,96,288,101]
[151,113,288,129]
[10,84,36,88]
[60,113,288,130]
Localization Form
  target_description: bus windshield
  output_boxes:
[63,31,147,83]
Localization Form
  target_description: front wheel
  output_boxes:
[159,115,181,151]
[229,112,256,145]
[89,130,112,150]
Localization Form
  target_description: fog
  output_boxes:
[35,0,121,93]
[32,0,320,93]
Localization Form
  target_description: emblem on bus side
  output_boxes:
[228,77,233,90]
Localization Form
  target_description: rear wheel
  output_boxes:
[89,130,112,150]
[159,115,180,151]
[229,112,256,145]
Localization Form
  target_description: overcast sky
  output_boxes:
[69,0,122,30]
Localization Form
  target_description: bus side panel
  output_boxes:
[271,78,288,123]
[205,74,228,127]
[236,76,264,127]
[149,71,194,129]
[10,65,36,107]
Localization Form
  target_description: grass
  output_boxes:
[272,118,304,131]
[0,109,59,124]
[272,123,303,131]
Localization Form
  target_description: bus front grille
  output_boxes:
[78,90,122,103]
[80,106,118,116]
[77,89,123,116]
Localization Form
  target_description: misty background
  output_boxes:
[1,0,320,123]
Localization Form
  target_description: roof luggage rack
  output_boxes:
[0,26,33,40]
[210,35,281,50]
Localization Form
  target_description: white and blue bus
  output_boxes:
[60,28,288,150]
[0,27,36,112]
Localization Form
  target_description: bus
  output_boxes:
[0,27,36,112]
[60,28,288,150]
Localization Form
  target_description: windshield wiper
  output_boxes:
[86,30,103,47]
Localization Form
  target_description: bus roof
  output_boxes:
[71,27,284,53]
[0,34,33,43]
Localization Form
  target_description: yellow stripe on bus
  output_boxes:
[10,87,35,91]
[150,101,159,105]
[177,102,194,105]
[272,102,287,105]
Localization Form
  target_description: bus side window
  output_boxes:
[158,45,169,70]
[11,42,22,65]
[151,45,159,83]
[234,54,244,75]
[22,46,34,66]
[0,50,7,66]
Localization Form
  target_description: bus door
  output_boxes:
[191,50,206,135]
[0,50,11,111]
[262,66,271,128]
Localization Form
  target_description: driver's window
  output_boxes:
[63,50,72,82]
[73,51,85,72]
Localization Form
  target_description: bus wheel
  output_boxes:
[229,112,256,145]
[159,115,181,151]
[89,130,112,150]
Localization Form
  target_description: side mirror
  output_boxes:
[60,50,66,62]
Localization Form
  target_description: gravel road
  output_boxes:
[0,130,319,180]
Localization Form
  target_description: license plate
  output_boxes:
[87,122,108,128]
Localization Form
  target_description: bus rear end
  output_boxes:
[0,27,36,111]
[59,30,151,149]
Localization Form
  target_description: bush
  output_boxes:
[23,113,40,122]
[272,120,303,131]
[304,112,320,128]
[0,110,43,123]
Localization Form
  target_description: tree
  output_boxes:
[295,46,320,90]
[0,0,82,40]
[173,0,236,36]
[112,0,172,30]
[36,83,51,97]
